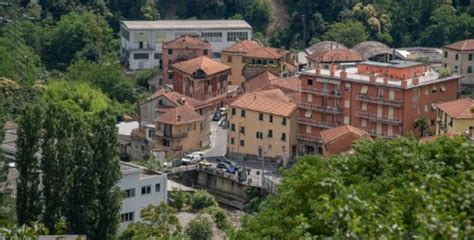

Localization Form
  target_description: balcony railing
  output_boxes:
[297,133,322,143]
[356,94,403,107]
[298,102,341,114]
[361,128,398,139]
[301,87,342,98]
[156,131,188,139]
[128,43,155,50]
[298,118,338,129]
[355,111,402,125]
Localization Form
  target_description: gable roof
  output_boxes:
[230,89,297,117]
[436,98,474,119]
[145,89,209,109]
[444,39,474,51]
[163,36,211,49]
[172,56,230,76]
[222,40,262,54]
[307,48,363,63]
[320,125,368,145]
[154,105,204,125]
[244,47,290,59]
[122,20,252,30]
[244,71,300,93]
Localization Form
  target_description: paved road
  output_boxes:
[204,118,227,158]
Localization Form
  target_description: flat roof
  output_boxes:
[122,20,252,30]
[120,161,165,177]
[360,60,422,68]
[116,121,139,136]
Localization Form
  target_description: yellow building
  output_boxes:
[227,89,298,164]
[436,98,474,135]
[221,40,262,86]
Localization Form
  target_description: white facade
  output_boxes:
[120,20,252,70]
[118,162,168,228]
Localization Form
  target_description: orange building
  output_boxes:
[298,60,461,154]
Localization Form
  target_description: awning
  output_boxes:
[360,86,368,94]
[305,110,312,118]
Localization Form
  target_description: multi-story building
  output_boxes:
[118,161,167,228]
[172,56,230,107]
[306,48,364,70]
[435,98,474,135]
[161,36,212,87]
[120,20,252,70]
[244,71,300,101]
[221,40,262,86]
[442,39,474,86]
[298,60,461,154]
[227,89,298,164]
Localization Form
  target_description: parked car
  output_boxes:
[198,159,212,167]
[172,160,184,167]
[221,159,241,170]
[219,107,227,116]
[217,162,236,174]
[181,152,203,165]
[212,111,221,121]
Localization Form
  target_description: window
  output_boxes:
[256,132,263,139]
[468,66,473,74]
[282,118,287,126]
[203,49,208,55]
[231,123,235,131]
[344,116,350,124]
[469,54,473,61]
[230,138,235,145]
[306,125,311,134]
[307,93,313,102]
[360,86,368,94]
[168,49,173,55]
[440,84,446,92]
[424,104,429,112]
[432,85,438,93]
[281,133,286,141]
[444,51,448,58]
[140,145,145,153]
[361,119,367,127]
[168,73,173,79]
[121,212,134,222]
[155,183,161,192]
[307,79,313,85]
[154,53,161,59]
[305,110,312,118]
[344,100,350,108]
[269,115,273,123]
[259,113,264,121]
[201,32,222,42]
[134,53,149,59]
[227,32,248,41]
[241,109,246,117]
[455,54,459,60]
[232,108,236,116]
[362,103,367,111]
[240,126,245,134]
[124,188,135,198]
[240,140,245,146]
[227,55,232,63]
[141,185,151,195]
[377,87,383,97]
[268,130,273,138]
[344,83,351,91]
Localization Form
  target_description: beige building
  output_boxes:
[442,39,474,86]
[435,98,474,136]
[227,89,298,163]
[221,40,262,86]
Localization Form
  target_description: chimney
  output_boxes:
[412,78,419,86]
[178,97,186,105]
[369,75,376,83]
[340,68,347,79]
[401,80,408,88]
[330,64,337,77]
[316,64,321,75]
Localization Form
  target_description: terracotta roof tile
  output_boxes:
[244,47,290,59]
[307,48,364,63]
[154,105,204,125]
[245,71,300,93]
[172,56,230,76]
[320,125,369,145]
[163,36,211,49]
[222,40,262,53]
[230,89,297,117]
[436,98,474,119]
[444,39,474,51]
[283,62,296,72]
[305,41,347,55]
[145,89,209,109]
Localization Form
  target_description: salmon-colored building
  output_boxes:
[161,36,212,86]
[319,125,371,157]
[298,60,461,154]
[172,56,230,108]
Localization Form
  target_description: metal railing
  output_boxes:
[297,133,322,143]
[356,94,403,107]
[298,102,341,114]
[297,118,338,129]
[156,131,188,139]
[301,86,342,98]
[355,111,402,125]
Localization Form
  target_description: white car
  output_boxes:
[181,152,203,165]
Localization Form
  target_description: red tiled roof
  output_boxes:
[154,105,204,125]
[283,62,296,72]
[163,36,211,49]
[444,39,474,51]
[244,47,290,59]
[230,89,297,117]
[245,71,300,93]
[145,89,209,109]
[172,56,230,76]
[222,40,262,54]
[307,48,363,63]
[320,125,368,145]
[436,98,474,119]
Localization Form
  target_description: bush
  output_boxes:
[204,206,232,231]
[190,190,217,211]
[185,216,213,240]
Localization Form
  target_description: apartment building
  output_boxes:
[435,98,474,135]
[306,48,364,70]
[298,60,461,154]
[442,39,474,86]
[161,36,212,87]
[118,162,167,228]
[221,40,262,86]
[172,56,230,106]
[244,71,300,97]
[228,89,298,163]
[120,20,252,70]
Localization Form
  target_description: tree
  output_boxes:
[190,190,218,211]
[185,216,213,240]
[414,116,430,137]
[140,0,160,20]
[16,105,42,225]
[323,20,368,48]
[120,203,182,239]
[235,137,474,238]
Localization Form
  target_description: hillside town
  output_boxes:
[1,1,474,239]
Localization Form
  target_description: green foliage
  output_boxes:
[190,190,218,211]
[235,137,474,239]
[170,190,186,211]
[322,20,368,48]
[185,215,213,240]
[204,206,232,232]
[120,203,182,239]
[0,78,43,119]
[0,222,49,239]
[243,187,265,214]
[134,67,161,89]
[414,116,430,137]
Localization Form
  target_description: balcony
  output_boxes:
[362,128,398,139]
[298,118,338,129]
[297,133,322,143]
[356,94,403,107]
[298,102,341,114]
[355,111,402,125]
[156,131,188,139]
[301,87,342,98]
[128,43,155,50]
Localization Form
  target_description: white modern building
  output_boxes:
[120,20,253,70]
[118,161,168,228]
